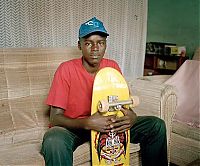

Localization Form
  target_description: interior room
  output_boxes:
[0,0,199,165]
[145,0,199,76]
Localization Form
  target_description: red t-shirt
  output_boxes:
[46,57,121,119]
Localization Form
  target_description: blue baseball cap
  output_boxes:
[79,17,109,38]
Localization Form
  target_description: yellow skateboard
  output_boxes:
[91,67,139,166]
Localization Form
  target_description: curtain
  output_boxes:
[0,0,147,79]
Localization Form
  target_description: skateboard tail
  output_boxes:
[91,130,130,166]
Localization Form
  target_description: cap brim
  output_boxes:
[79,30,109,38]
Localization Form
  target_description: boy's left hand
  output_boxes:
[109,107,137,133]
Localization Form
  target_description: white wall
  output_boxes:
[0,0,148,79]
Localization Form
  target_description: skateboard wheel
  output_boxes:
[130,96,139,107]
[98,99,109,112]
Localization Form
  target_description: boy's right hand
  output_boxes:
[86,112,116,132]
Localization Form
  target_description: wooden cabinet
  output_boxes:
[144,42,187,76]
[144,53,187,76]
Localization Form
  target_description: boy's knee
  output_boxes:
[152,117,166,135]
[41,127,74,165]
[42,127,67,151]
[44,133,63,146]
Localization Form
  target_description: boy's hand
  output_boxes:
[109,107,137,133]
[86,111,116,132]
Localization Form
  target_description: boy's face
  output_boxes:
[78,34,107,68]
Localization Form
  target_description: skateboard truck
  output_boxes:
[98,95,139,113]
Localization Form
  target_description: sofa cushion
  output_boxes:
[172,121,200,141]
[0,141,140,166]
[0,47,82,145]
[170,132,200,165]
[0,95,49,146]
[0,142,44,166]
[165,60,199,127]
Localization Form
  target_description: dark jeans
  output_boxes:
[41,116,168,166]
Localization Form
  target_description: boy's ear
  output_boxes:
[78,41,81,50]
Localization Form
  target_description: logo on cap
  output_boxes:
[85,21,100,28]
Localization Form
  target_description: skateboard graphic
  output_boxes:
[91,67,139,166]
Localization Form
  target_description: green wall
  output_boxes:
[147,0,199,58]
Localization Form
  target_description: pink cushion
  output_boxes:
[165,60,200,128]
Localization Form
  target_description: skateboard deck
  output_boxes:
[91,67,139,166]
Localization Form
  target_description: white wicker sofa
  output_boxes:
[146,74,199,166]
[143,47,200,166]
[0,47,176,165]
[168,48,200,166]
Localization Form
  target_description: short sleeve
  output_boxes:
[46,63,70,110]
[113,61,122,74]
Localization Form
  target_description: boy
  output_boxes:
[41,17,168,166]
